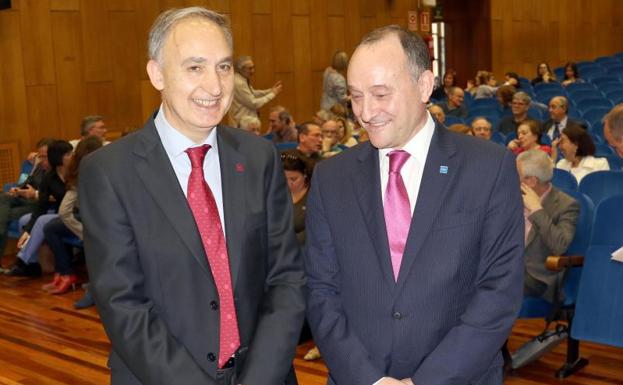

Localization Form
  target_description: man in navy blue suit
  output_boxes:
[304,25,525,385]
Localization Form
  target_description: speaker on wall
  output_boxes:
[0,0,11,10]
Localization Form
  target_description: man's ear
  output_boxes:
[418,70,435,103]
[146,59,165,91]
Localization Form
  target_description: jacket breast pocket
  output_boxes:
[433,206,482,231]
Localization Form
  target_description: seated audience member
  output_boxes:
[516,150,579,301]
[320,51,349,112]
[440,86,468,119]
[335,117,357,147]
[472,70,497,99]
[471,117,493,140]
[312,109,331,127]
[230,55,282,127]
[321,120,342,158]
[552,124,609,183]
[448,123,473,135]
[496,84,517,116]
[5,140,73,277]
[431,69,456,100]
[544,96,584,140]
[604,103,623,161]
[282,122,323,168]
[428,104,446,125]
[0,138,53,271]
[498,91,533,135]
[508,119,550,155]
[504,72,520,88]
[42,137,103,296]
[531,62,557,85]
[238,116,262,136]
[69,115,109,148]
[269,106,298,143]
[280,151,320,362]
[561,62,584,87]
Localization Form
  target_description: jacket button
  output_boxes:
[207,352,216,362]
[210,300,219,310]
[393,312,403,320]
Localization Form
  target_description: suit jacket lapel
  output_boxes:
[397,125,458,288]
[216,127,246,288]
[354,143,396,293]
[133,120,212,277]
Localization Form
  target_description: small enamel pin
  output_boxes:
[236,163,245,173]
[439,165,448,174]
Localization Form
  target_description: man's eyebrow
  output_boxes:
[182,57,207,65]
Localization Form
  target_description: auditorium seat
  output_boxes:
[578,170,623,207]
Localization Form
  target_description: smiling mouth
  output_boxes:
[193,98,219,108]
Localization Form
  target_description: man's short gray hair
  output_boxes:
[604,103,623,140]
[147,7,233,63]
[80,115,104,136]
[513,91,532,105]
[517,149,553,183]
[358,25,431,81]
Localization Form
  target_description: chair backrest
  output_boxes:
[275,142,298,151]
[606,90,623,105]
[536,90,565,105]
[571,194,623,348]
[603,154,623,170]
[552,168,578,192]
[568,89,605,103]
[490,131,506,145]
[470,98,499,111]
[534,82,564,94]
[578,170,623,207]
[582,106,612,123]
[443,116,465,126]
[566,82,597,94]
[594,143,616,156]
[591,76,621,86]
[598,82,623,95]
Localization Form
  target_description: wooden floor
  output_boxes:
[1,272,622,385]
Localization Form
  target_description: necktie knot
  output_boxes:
[388,150,411,174]
[186,144,211,169]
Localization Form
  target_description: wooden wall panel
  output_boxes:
[292,15,313,120]
[309,0,328,71]
[107,0,136,11]
[80,0,113,82]
[250,14,274,95]
[25,85,61,142]
[109,11,143,130]
[135,0,161,80]
[141,80,161,122]
[291,0,308,16]
[230,0,253,57]
[50,0,79,11]
[0,12,29,149]
[271,0,293,73]
[51,11,87,141]
[85,82,117,131]
[19,0,56,86]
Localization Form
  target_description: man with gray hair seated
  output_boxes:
[69,115,109,148]
[516,149,579,301]
[497,91,535,135]
[230,55,282,127]
[604,103,623,161]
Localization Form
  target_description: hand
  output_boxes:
[272,80,283,95]
[551,137,560,148]
[7,187,19,197]
[543,72,552,82]
[17,232,30,249]
[400,379,415,385]
[507,139,519,151]
[19,184,37,200]
[26,151,37,163]
[521,183,542,213]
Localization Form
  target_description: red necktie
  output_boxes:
[186,145,240,368]
[384,150,412,281]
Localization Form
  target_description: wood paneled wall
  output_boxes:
[0,0,419,160]
[490,0,623,82]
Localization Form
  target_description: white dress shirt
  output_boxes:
[546,116,568,140]
[154,107,226,237]
[378,112,436,214]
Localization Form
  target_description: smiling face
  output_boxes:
[146,18,234,143]
[347,34,434,149]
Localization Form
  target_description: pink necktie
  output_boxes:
[384,150,412,281]
[186,145,240,368]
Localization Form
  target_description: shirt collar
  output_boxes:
[154,106,218,159]
[379,111,435,163]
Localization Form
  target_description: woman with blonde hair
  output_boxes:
[320,51,349,111]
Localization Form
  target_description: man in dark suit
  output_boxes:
[79,7,305,385]
[304,25,524,385]
[542,96,585,141]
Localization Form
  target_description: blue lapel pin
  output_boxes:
[439,165,448,174]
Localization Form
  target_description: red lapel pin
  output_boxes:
[236,163,245,173]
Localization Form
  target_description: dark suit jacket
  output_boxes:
[542,118,586,139]
[305,126,524,385]
[79,116,305,385]
[525,187,579,302]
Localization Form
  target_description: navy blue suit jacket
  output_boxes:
[305,126,524,385]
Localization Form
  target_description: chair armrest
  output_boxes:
[545,255,584,272]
